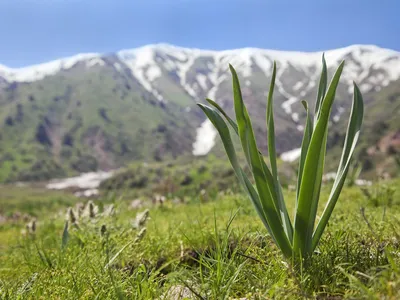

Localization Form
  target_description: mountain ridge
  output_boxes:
[1,43,400,84]
[1,43,398,69]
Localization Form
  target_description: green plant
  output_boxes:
[198,56,364,262]
[361,183,396,208]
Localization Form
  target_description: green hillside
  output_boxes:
[0,61,202,182]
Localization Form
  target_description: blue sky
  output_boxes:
[0,0,399,67]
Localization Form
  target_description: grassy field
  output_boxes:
[0,178,399,299]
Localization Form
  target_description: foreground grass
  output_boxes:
[0,179,399,299]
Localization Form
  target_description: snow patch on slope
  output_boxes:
[46,171,114,190]
[282,97,299,115]
[86,58,105,68]
[219,48,254,77]
[293,81,304,90]
[280,148,302,162]
[292,112,299,122]
[176,52,198,98]
[333,106,345,123]
[113,63,123,72]
[197,74,208,90]
[253,53,273,77]
[192,68,228,156]
[118,46,164,101]
[192,120,218,156]
[147,65,162,81]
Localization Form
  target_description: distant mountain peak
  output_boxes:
[0,53,101,82]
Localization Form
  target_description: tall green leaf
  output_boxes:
[266,62,278,178]
[206,96,292,240]
[197,103,278,245]
[314,54,327,126]
[229,64,292,256]
[293,61,345,257]
[205,98,238,135]
[296,101,313,207]
[266,62,293,241]
[312,83,364,251]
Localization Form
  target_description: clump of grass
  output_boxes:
[198,56,364,263]
[361,183,396,208]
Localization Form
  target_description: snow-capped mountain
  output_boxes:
[2,43,400,97]
[3,44,399,95]
[0,43,399,182]
[118,44,400,157]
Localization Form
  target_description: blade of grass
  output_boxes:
[61,221,69,250]
[312,82,364,250]
[104,241,134,269]
[293,61,345,258]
